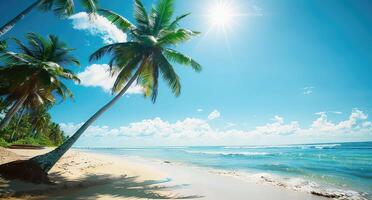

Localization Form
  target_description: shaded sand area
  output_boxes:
[0,147,326,200]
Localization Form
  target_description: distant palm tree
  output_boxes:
[48,123,65,145]
[30,106,51,137]
[0,33,80,130]
[0,0,99,37]
[31,0,201,173]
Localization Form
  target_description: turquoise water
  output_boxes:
[79,142,372,199]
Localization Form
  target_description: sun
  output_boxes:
[207,2,236,27]
[200,0,250,56]
[207,2,235,28]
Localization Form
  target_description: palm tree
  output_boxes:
[48,123,65,145]
[0,33,80,130]
[31,0,201,173]
[0,0,99,37]
[30,106,51,137]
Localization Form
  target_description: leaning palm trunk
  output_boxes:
[31,67,143,172]
[0,95,28,130]
[0,0,42,37]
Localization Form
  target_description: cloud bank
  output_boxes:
[61,109,372,147]
[69,12,126,44]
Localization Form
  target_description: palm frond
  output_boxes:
[112,55,142,93]
[0,52,33,65]
[38,0,54,12]
[80,0,98,13]
[151,0,174,35]
[111,44,143,69]
[61,68,81,83]
[25,33,50,58]
[156,53,181,96]
[55,81,74,100]
[137,56,159,102]
[89,42,128,61]
[98,9,134,32]
[134,0,150,33]
[0,40,7,52]
[150,61,159,102]
[163,48,201,72]
[11,37,34,56]
[167,13,190,30]
[158,29,199,45]
[53,0,74,17]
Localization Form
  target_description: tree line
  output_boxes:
[0,102,66,147]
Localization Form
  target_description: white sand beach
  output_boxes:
[0,147,327,200]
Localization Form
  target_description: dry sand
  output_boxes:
[0,147,327,200]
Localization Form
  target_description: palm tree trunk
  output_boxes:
[0,95,28,130]
[0,0,42,37]
[31,65,145,172]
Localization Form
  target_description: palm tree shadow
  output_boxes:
[1,172,203,199]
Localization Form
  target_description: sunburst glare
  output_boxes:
[201,0,247,56]
[207,1,236,27]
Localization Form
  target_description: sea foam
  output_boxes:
[210,170,367,200]
[184,150,271,156]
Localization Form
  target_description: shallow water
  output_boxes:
[78,142,372,199]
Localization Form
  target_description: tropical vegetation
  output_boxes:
[0,32,80,130]
[0,0,99,37]
[0,103,66,147]
[30,0,201,173]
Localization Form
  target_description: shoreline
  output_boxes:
[0,147,364,199]
[95,153,366,200]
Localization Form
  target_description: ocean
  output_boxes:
[79,142,372,199]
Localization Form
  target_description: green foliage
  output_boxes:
[38,0,99,17]
[0,138,9,147]
[0,105,66,146]
[0,33,80,116]
[13,137,40,146]
[92,0,201,103]
[0,40,7,52]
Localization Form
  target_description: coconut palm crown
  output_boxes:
[91,0,202,102]
[0,33,80,130]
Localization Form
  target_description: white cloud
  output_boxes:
[61,109,372,147]
[197,108,203,112]
[77,64,143,94]
[69,12,126,44]
[208,110,221,120]
[226,122,236,128]
[61,117,214,141]
[119,117,212,139]
[303,86,314,95]
[253,115,300,136]
[311,109,368,132]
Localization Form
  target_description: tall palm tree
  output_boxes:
[0,0,99,37]
[0,33,80,130]
[31,0,201,173]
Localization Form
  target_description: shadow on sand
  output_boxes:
[0,172,203,199]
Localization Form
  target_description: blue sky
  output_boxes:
[1,0,371,146]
